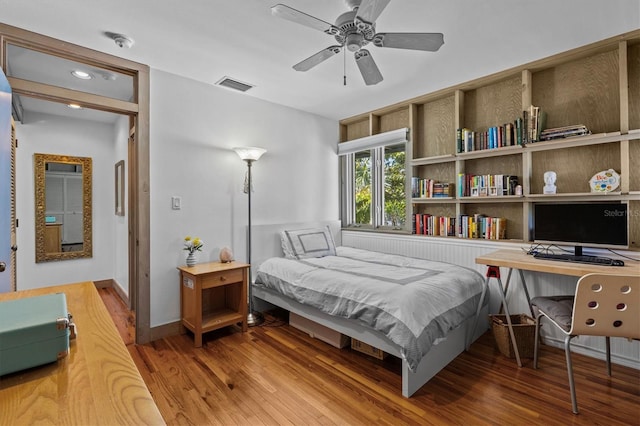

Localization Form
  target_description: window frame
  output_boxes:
[339,128,409,231]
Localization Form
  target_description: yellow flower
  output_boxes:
[183,235,203,253]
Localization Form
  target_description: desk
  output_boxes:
[0,282,165,425]
[475,249,640,366]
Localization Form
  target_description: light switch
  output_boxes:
[171,196,181,210]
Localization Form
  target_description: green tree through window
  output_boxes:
[384,147,405,227]
[353,145,405,228]
[354,151,371,225]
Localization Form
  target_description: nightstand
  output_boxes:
[177,261,249,347]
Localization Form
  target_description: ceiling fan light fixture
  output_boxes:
[67,103,83,110]
[346,33,364,52]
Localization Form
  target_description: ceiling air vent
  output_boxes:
[215,76,254,93]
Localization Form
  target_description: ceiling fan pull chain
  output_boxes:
[343,48,347,86]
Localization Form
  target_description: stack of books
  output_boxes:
[457,174,519,197]
[411,178,454,198]
[523,105,547,143]
[413,214,456,236]
[539,124,591,141]
[458,214,507,240]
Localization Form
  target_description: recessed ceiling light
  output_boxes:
[67,103,83,109]
[71,70,93,80]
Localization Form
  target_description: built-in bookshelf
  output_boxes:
[339,30,640,250]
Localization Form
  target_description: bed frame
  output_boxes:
[251,221,489,397]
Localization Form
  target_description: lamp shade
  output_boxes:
[233,146,266,162]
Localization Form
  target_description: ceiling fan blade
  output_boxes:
[373,32,444,51]
[355,0,391,24]
[271,4,340,35]
[293,46,342,71]
[354,49,383,85]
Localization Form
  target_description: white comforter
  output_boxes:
[255,246,485,371]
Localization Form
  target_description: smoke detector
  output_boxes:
[105,32,134,49]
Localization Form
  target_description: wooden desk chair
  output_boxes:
[531,273,640,414]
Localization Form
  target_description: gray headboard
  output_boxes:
[251,220,342,278]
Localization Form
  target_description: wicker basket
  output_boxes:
[490,314,536,359]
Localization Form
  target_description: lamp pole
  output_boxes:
[233,146,266,327]
[245,159,262,326]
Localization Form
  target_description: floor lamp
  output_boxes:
[233,146,266,327]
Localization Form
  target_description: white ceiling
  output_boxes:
[2,0,639,121]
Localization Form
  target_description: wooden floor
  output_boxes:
[99,287,640,425]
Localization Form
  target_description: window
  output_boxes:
[339,128,408,230]
[383,144,406,228]
[354,150,373,226]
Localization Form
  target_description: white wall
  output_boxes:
[15,112,119,289]
[149,70,339,327]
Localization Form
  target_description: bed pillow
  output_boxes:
[280,231,296,259]
[283,226,336,259]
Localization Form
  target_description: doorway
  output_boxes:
[0,23,152,344]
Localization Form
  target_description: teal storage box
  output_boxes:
[0,293,73,376]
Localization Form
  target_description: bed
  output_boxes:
[251,221,489,397]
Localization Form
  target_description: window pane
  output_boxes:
[383,144,406,228]
[354,150,372,225]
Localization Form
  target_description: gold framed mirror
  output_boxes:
[34,153,92,262]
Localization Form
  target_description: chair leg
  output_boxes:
[605,336,612,377]
[564,334,579,414]
[533,314,542,369]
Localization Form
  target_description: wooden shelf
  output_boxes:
[459,195,524,203]
[524,129,640,152]
[339,29,640,249]
[526,192,628,202]
[457,145,524,160]
[412,197,456,204]
[202,308,244,332]
[411,154,456,166]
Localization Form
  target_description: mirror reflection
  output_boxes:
[34,153,92,262]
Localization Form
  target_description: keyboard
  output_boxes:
[533,252,624,266]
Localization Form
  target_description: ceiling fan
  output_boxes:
[271,0,444,85]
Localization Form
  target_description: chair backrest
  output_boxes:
[570,273,640,338]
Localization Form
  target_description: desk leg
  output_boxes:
[468,273,489,350]
[486,266,522,367]
[518,269,534,317]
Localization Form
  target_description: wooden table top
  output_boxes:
[0,281,165,425]
[177,260,250,275]
[476,249,640,277]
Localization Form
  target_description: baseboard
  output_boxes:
[93,279,130,308]
[542,336,640,370]
[93,279,112,289]
[111,281,130,307]
[150,320,183,341]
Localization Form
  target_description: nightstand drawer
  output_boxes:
[202,269,244,289]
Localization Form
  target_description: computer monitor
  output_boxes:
[533,202,629,255]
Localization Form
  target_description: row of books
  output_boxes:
[457,174,519,197]
[412,214,456,237]
[459,214,507,240]
[457,122,521,153]
[411,178,455,198]
[539,124,591,141]
[456,105,547,153]
[412,213,508,240]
